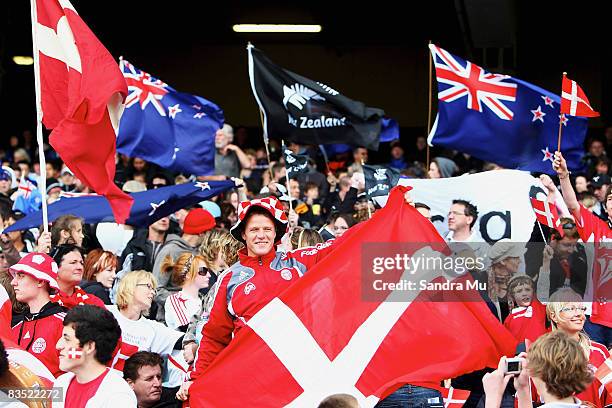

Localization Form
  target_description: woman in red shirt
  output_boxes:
[546,287,609,408]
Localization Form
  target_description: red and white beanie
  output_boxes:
[230,196,288,244]
[9,253,60,293]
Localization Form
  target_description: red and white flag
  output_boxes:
[0,286,13,340]
[17,176,36,199]
[33,0,133,223]
[190,186,517,407]
[560,75,599,117]
[440,387,470,408]
[596,357,612,396]
[530,197,564,237]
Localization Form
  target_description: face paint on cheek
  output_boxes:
[67,347,83,359]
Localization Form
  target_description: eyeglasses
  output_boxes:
[136,283,156,292]
[560,305,588,314]
[198,267,212,277]
[448,211,466,217]
[562,222,576,229]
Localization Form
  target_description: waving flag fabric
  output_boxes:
[190,186,516,407]
[283,147,309,179]
[428,44,587,175]
[248,44,384,151]
[34,0,132,223]
[530,197,564,237]
[4,181,234,231]
[560,75,600,117]
[117,60,224,176]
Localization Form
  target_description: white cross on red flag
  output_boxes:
[560,75,600,117]
[190,186,516,407]
[530,197,565,237]
[440,386,471,408]
[33,0,133,223]
[596,357,612,397]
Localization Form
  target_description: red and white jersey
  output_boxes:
[12,310,65,377]
[106,305,182,372]
[53,368,136,408]
[190,242,336,380]
[577,341,610,408]
[165,291,201,330]
[574,205,612,327]
[503,300,549,343]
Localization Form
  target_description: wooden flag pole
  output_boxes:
[556,72,567,152]
[426,41,433,177]
[361,159,372,219]
[29,0,49,233]
[282,140,293,213]
[259,109,274,182]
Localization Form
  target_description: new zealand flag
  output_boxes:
[363,164,401,197]
[283,147,309,179]
[428,45,587,175]
[118,59,224,176]
[248,45,384,151]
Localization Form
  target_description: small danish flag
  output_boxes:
[560,75,599,117]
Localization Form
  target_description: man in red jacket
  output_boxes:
[177,195,337,400]
[10,252,67,377]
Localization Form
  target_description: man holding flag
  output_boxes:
[553,152,611,347]
[177,186,516,406]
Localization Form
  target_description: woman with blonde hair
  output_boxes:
[106,271,183,372]
[287,227,324,251]
[81,249,117,304]
[546,287,609,407]
[199,229,243,274]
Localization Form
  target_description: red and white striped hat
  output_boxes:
[230,196,288,244]
[9,253,60,293]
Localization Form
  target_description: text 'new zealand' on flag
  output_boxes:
[363,164,401,197]
[118,59,224,176]
[428,44,587,175]
[248,44,384,151]
[283,147,309,179]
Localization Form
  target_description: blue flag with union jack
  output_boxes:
[428,45,587,174]
[117,60,224,176]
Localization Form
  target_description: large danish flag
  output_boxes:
[190,186,516,407]
[33,0,133,223]
[560,75,600,117]
[430,44,517,120]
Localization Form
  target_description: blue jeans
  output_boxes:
[584,316,612,347]
[375,385,443,408]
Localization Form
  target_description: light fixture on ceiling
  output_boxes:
[232,24,322,33]
[13,56,34,66]
[13,55,34,65]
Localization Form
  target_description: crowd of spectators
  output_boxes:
[0,122,609,407]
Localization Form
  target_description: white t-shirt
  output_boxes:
[164,291,201,330]
[106,306,183,372]
[53,369,136,408]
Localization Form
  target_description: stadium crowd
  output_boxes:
[0,123,610,408]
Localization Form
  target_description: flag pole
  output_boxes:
[29,0,49,233]
[361,159,372,219]
[281,140,293,213]
[426,40,433,177]
[556,72,567,152]
[536,220,547,243]
[259,109,274,182]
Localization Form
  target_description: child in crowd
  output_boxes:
[503,275,548,343]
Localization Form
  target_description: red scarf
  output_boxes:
[50,286,104,309]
